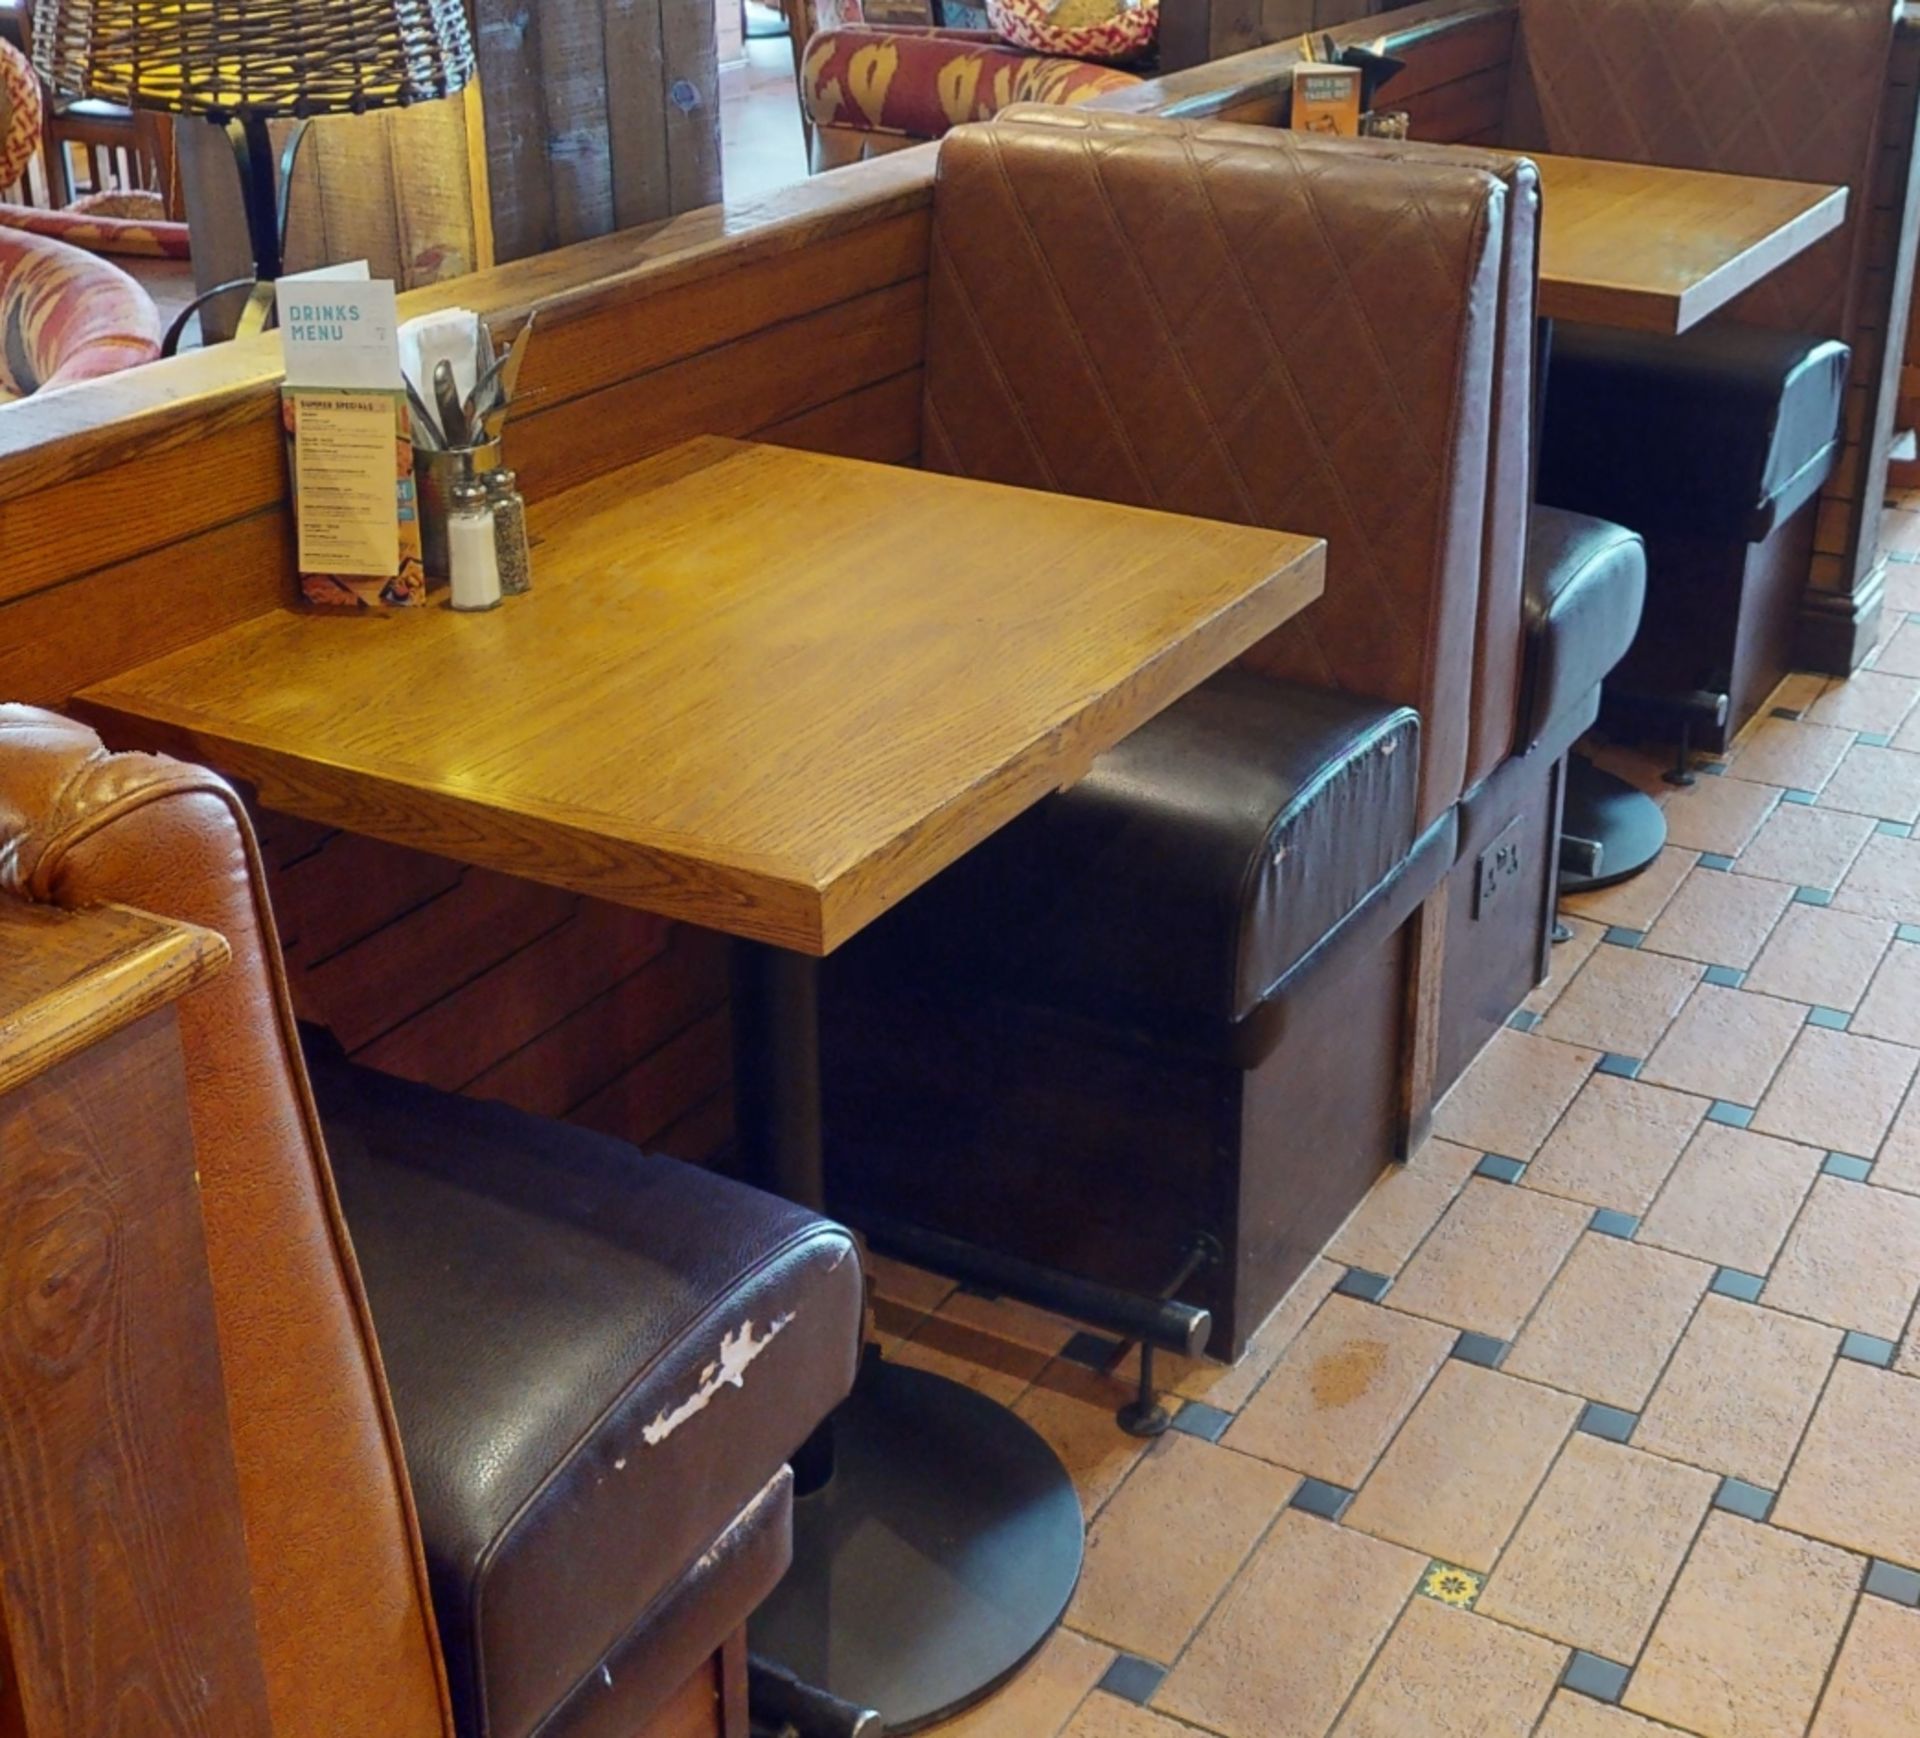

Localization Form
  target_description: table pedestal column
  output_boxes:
[730,942,1086,1734]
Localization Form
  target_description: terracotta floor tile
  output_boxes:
[1059,1693,1195,1738]
[1725,717,1853,791]
[1635,1296,1840,1484]
[1344,1362,1579,1570]
[1744,904,1895,1012]
[1626,1513,1862,1738]
[937,1290,1081,1354]
[1014,1384,1150,1520]
[1561,845,1698,932]
[1585,739,1675,796]
[1639,984,1808,1111]
[1537,1694,1691,1737]
[1387,1179,1591,1338]
[1538,946,1703,1058]
[1642,869,1794,969]
[1753,1027,1919,1157]
[1866,614,1920,675]
[891,1313,1050,1405]
[1850,939,1920,1048]
[1889,563,1920,614]
[1155,1511,1424,1738]
[1525,916,1608,1014]
[1523,1075,1707,1213]
[865,1250,957,1314]
[924,1627,1114,1738]
[1638,1123,1824,1273]
[1776,1361,1920,1565]
[1478,1434,1715,1661]
[1406,1136,1485,1184]
[1838,831,1920,925]
[1810,1592,1920,1736]
[1820,742,1920,823]
[1806,671,1920,735]
[1226,1294,1454,1486]
[1735,804,1878,892]
[1507,1235,1714,1410]
[1169,1257,1340,1413]
[1872,1080,1920,1195]
[1660,773,1780,855]
[1773,670,1836,711]
[1328,1165,1463,1275]
[1764,1175,1920,1338]
[1431,1030,1601,1159]
[1069,1433,1292,1662]
[1332,1598,1565,1738]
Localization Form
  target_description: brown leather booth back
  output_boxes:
[921,107,1509,827]
[1506,0,1896,339]
[0,707,454,1738]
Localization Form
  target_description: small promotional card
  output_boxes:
[277,267,427,609]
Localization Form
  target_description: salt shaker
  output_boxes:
[447,477,503,612]
[487,467,532,595]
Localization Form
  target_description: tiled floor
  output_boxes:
[886,505,1920,1736]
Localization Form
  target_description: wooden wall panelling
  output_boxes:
[1799,5,1920,668]
[0,1012,271,1738]
[476,0,723,264]
[0,149,934,1160]
[1100,0,1515,129]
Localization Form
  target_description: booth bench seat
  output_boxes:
[1540,323,1848,747]
[0,704,865,1738]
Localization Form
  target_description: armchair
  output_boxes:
[784,0,1142,170]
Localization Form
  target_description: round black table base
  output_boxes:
[1560,754,1670,895]
[750,1358,1085,1734]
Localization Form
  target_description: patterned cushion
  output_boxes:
[0,39,41,195]
[0,223,162,397]
[0,200,193,258]
[803,25,1139,137]
[987,0,1154,63]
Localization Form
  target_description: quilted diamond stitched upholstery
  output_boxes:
[1268,128,1541,789]
[1505,0,1896,337]
[921,106,1510,826]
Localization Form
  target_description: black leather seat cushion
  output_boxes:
[844,671,1419,1036]
[1520,507,1647,749]
[311,1056,863,1738]
[1539,322,1849,542]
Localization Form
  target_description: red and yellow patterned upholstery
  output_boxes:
[0,33,41,193]
[0,39,190,259]
[801,24,1139,142]
[0,223,162,399]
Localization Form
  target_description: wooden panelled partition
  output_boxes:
[0,148,934,1160]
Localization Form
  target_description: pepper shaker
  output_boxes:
[487,467,533,596]
[447,477,503,612]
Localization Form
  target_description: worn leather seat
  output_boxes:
[314,1056,861,1738]
[875,675,1421,1049]
[1538,324,1846,744]
[1541,325,1848,545]
[0,704,865,1738]
[1520,506,1647,753]
[822,110,1520,1357]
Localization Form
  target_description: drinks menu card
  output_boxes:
[277,270,428,609]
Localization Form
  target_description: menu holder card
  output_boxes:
[1290,62,1362,135]
[276,270,428,610]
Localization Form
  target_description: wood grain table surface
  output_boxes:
[1516,150,1847,333]
[77,437,1324,954]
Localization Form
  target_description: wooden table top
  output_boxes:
[1517,151,1847,334]
[76,438,1324,955]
